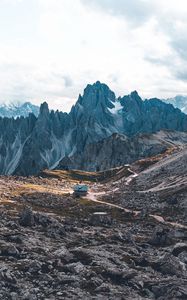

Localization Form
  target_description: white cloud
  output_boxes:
[81,0,156,26]
[0,0,186,112]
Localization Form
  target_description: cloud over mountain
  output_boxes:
[0,0,186,110]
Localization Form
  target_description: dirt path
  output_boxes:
[1,171,186,230]
[125,168,138,185]
[86,190,187,229]
[85,170,187,230]
[86,191,139,215]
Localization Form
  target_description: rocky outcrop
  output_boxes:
[0,113,37,174]
[14,103,71,175]
[69,81,117,153]
[120,92,187,135]
[63,130,187,171]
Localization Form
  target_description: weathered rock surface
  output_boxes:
[67,130,187,171]
[0,146,186,299]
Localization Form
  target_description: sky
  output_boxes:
[0,0,187,111]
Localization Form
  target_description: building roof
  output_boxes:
[73,184,88,192]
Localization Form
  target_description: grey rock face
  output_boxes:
[0,113,37,175]
[14,103,71,175]
[70,81,116,152]
[66,131,187,171]
[0,82,187,175]
[120,92,187,135]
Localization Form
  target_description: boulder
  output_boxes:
[19,207,35,227]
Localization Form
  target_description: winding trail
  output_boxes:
[86,191,139,215]
[85,170,187,230]
[125,168,138,185]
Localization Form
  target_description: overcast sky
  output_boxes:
[0,0,187,111]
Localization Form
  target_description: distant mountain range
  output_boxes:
[163,95,187,114]
[0,102,39,118]
[0,93,186,119]
[0,81,187,176]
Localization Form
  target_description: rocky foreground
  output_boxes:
[0,149,187,300]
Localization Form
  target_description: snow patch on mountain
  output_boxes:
[0,102,40,118]
[163,95,187,114]
[108,100,123,114]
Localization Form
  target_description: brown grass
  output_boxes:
[41,166,132,183]
[133,146,178,171]
[10,183,71,198]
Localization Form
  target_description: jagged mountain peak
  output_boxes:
[121,90,142,105]
[78,81,116,110]
[39,102,49,116]
[120,91,143,116]
[130,90,141,98]
[130,90,143,102]
[0,82,187,176]
[84,80,110,93]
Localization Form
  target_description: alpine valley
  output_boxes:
[0,82,187,300]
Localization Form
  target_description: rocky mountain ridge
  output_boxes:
[163,95,187,114]
[63,130,187,171]
[0,81,187,175]
[0,92,186,119]
[0,102,39,118]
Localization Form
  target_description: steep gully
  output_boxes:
[85,168,187,230]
